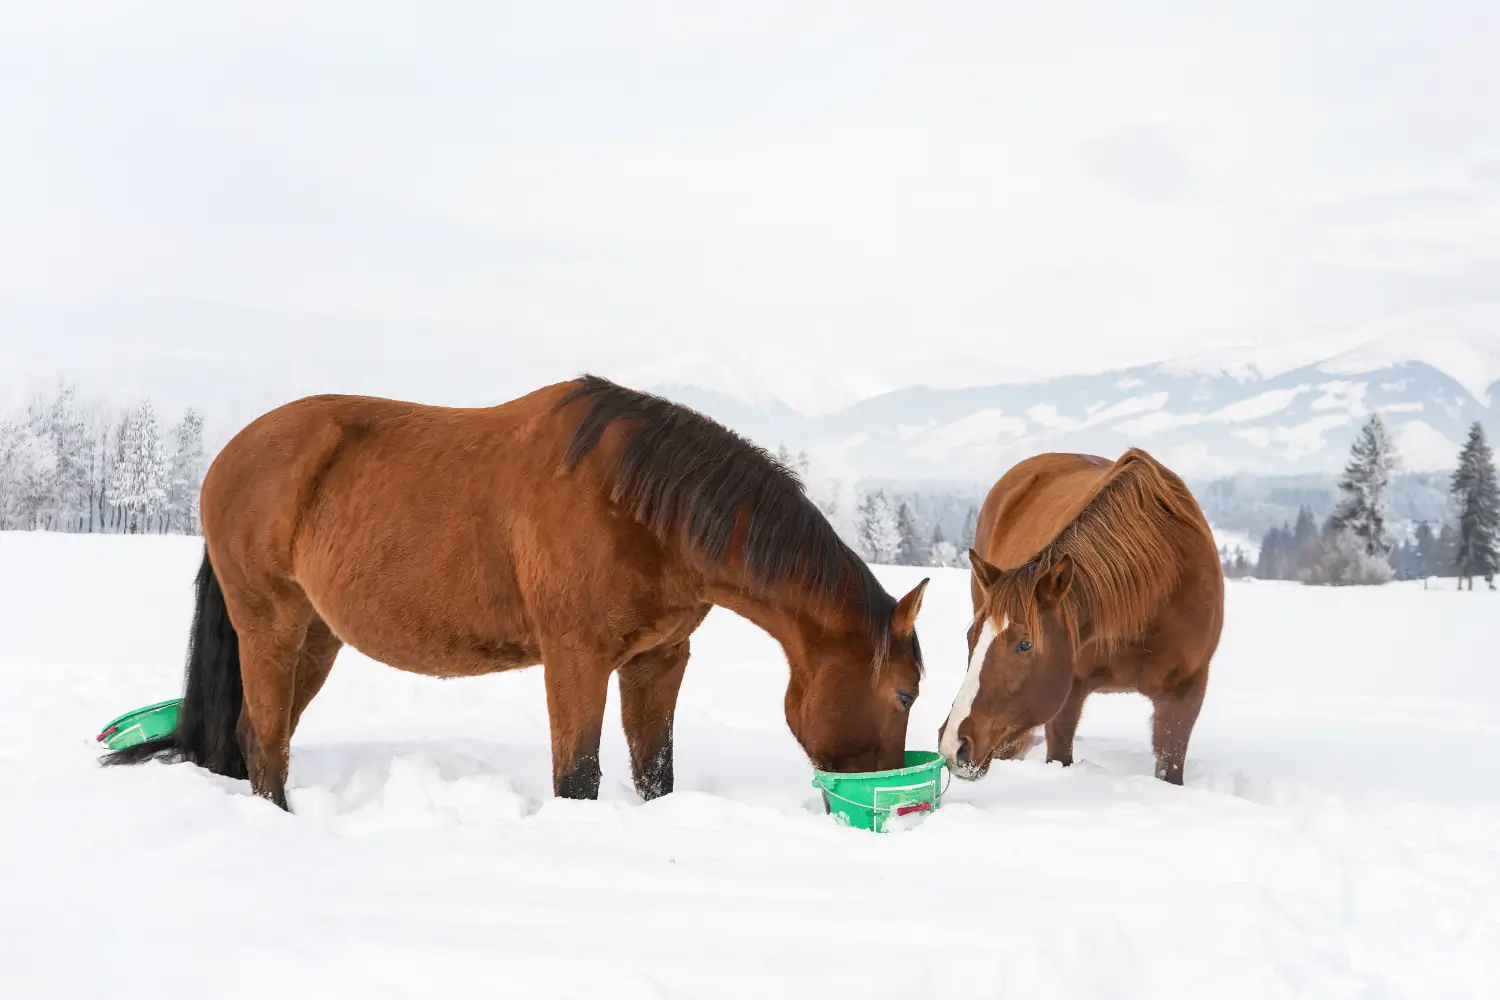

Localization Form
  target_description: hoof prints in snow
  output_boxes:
[290,748,536,831]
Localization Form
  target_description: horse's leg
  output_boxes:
[289,616,342,738]
[542,640,612,800]
[1044,680,1088,767]
[1150,671,1208,785]
[618,639,692,801]
[236,614,311,810]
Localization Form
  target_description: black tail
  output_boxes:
[102,547,247,779]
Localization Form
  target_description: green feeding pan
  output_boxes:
[96,699,182,751]
[812,750,950,833]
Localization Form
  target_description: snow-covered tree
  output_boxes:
[87,409,120,533]
[857,490,901,564]
[926,523,956,567]
[1450,421,1499,590]
[166,409,207,534]
[0,417,58,529]
[929,540,960,568]
[106,401,169,534]
[774,443,812,483]
[895,501,925,566]
[1,385,210,536]
[40,383,90,531]
[959,505,979,552]
[1299,527,1395,587]
[1328,413,1398,558]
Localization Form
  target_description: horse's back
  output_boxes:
[975,452,1114,570]
[198,385,584,672]
[975,449,1223,664]
[201,386,574,550]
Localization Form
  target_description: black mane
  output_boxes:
[556,375,897,657]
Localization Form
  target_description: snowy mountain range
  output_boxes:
[649,330,1500,486]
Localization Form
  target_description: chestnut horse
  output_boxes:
[938,448,1222,785]
[105,377,929,808]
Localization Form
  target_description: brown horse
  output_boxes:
[937,448,1222,785]
[105,376,929,808]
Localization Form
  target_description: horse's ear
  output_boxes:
[969,550,1002,591]
[1034,556,1075,609]
[891,577,929,636]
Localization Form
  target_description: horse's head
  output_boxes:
[939,551,1077,780]
[784,578,929,774]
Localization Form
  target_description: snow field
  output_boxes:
[2,532,1498,998]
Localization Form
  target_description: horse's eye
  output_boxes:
[895,690,916,710]
[1016,639,1033,653]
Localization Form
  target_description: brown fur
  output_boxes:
[939,448,1223,785]
[983,449,1196,655]
[158,377,931,808]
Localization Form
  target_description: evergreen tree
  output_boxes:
[959,505,979,552]
[895,501,925,566]
[857,490,901,564]
[0,417,57,529]
[43,384,91,531]
[774,443,812,486]
[1450,422,1499,590]
[166,409,207,534]
[1290,505,1319,575]
[1329,413,1398,558]
[794,449,811,480]
[106,401,169,534]
[1437,521,1459,578]
[0,384,208,536]
[86,410,117,533]
[930,522,952,564]
[1389,538,1415,581]
[1414,521,1437,582]
[1255,524,1289,579]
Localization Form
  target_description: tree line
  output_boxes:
[11,381,1494,591]
[0,382,207,535]
[774,444,978,569]
[1223,416,1498,588]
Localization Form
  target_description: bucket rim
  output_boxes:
[99,698,183,733]
[811,749,946,786]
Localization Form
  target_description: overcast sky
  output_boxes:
[4,2,1499,423]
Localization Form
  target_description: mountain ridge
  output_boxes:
[648,332,1500,484]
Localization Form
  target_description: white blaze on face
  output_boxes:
[940,615,1006,763]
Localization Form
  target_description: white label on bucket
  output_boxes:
[873,780,939,833]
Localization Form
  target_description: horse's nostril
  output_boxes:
[955,738,972,767]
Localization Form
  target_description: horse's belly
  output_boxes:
[341,626,542,679]
[297,551,540,678]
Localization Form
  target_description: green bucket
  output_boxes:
[96,699,182,751]
[812,750,949,832]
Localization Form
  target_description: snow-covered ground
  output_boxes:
[2,533,1497,999]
